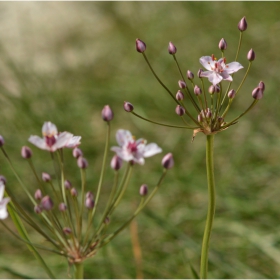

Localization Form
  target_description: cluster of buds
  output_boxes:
[0,105,173,272]
[129,17,264,140]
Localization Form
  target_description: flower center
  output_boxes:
[127,141,138,153]
[45,135,56,147]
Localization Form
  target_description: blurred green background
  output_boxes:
[0,1,280,278]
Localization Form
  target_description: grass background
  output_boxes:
[0,1,279,278]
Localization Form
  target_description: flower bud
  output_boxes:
[228,89,236,99]
[175,105,185,116]
[0,175,7,185]
[198,114,203,123]
[86,191,94,200]
[252,87,263,100]
[258,81,265,92]
[0,135,4,147]
[208,85,215,94]
[194,85,202,95]
[70,188,78,197]
[34,205,42,214]
[42,172,51,182]
[63,227,72,235]
[41,195,54,211]
[123,101,134,112]
[21,146,32,159]
[85,197,95,209]
[136,38,146,53]
[176,90,184,101]
[34,189,42,200]
[77,157,88,169]
[197,69,203,78]
[73,147,83,159]
[102,105,114,122]
[168,42,177,54]
[162,153,174,169]
[178,80,186,89]
[59,203,67,212]
[238,16,247,32]
[247,48,255,61]
[187,70,194,80]
[206,110,212,119]
[218,38,227,50]
[64,180,72,190]
[111,155,123,171]
[139,184,148,196]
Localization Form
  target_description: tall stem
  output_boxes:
[75,262,84,279]
[200,134,216,279]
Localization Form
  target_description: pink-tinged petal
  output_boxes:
[202,71,223,86]
[199,56,214,71]
[0,197,10,219]
[54,132,74,150]
[116,129,133,147]
[65,136,81,148]
[28,135,48,150]
[42,122,58,137]
[220,71,233,81]
[134,157,145,165]
[225,62,243,74]
[0,181,4,200]
[143,143,162,157]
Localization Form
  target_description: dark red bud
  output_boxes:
[258,81,265,92]
[247,48,255,61]
[64,180,72,190]
[194,85,202,95]
[123,101,134,112]
[85,197,95,209]
[59,203,67,212]
[168,42,177,54]
[238,16,247,32]
[228,89,236,99]
[111,155,123,171]
[34,189,42,200]
[77,157,88,169]
[139,184,148,196]
[63,227,72,235]
[252,87,263,100]
[34,205,42,214]
[102,105,114,122]
[21,146,32,159]
[218,38,227,50]
[70,188,78,197]
[136,38,146,53]
[73,147,83,159]
[42,172,51,182]
[161,153,174,169]
[197,69,203,78]
[178,80,186,89]
[187,70,194,80]
[176,90,184,101]
[175,105,185,116]
[41,195,54,211]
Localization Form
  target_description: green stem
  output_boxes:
[74,262,84,279]
[200,134,216,279]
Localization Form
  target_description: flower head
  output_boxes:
[28,122,81,152]
[0,181,10,219]
[111,129,162,165]
[199,55,243,85]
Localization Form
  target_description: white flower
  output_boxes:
[199,55,243,85]
[0,181,10,219]
[111,129,162,165]
[28,122,81,152]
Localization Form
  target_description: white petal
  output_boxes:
[225,62,243,74]
[0,198,10,219]
[134,157,145,165]
[0,181,4,200]
[116,130,133,147]
[199,56,214,71]
[42,122,58,136]
[201,71,223,86]
[143,143,162,157]
[65,136,81,148]
[54,132,74,150]
[220,71,233,81]
[111,147,133,162]
[28,135,48,150]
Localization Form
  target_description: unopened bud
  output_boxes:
[168,42,177,54]
[187,70,194,80]
[123,101,134,112]
[77,157,88,169]
[0,175,7,185]
[111,155,123,171]
[238,16,247,32]
[64,180,72,190]
[70,188,78,197]
[247,48,255,61]
[42,172,51,182]
[85,197,95,209]
[228,89,236,99]
[136,38,146,53]
[139,184,148,196]
[34,205,42,214]
[178,80,186,89]
[208,85,215,94]
[194,85,202,95]
[41,195,54,211]
[218,38,227,50]
[252,87,263,100]
[176,90,184,101]
[59,203,67,212]
[198,114,203,123]
[206,110,212,119]
[73,147,83,159]
[34,189,42,200]
[218,117,224,123]
[0,136,4,147]
[162,153,174,169]
[258,81,265,92]
[102,105,114,122]
[21,146,32,159]
[175,105,185,116]
[63,227,72,235]
[86,191,94,200]
[197,69,203,78]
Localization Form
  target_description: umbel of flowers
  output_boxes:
[0,105,173,279]
[125,17,264,279]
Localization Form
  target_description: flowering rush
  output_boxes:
[0,180,10,220]
[28,122,81,152]
[111,129,162,164]
[199,55,243,85]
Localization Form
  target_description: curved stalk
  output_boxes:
[200,134,216,279]
[75,262,84,279]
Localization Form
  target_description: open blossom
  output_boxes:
[28,122,81,152]
[0,181,10,219]
[111,129,162,165]
[199,55,243,85]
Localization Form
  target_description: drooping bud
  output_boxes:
[70,188,78,197]
[194,85,202,95]
[63,227,72,235]
[176,90,184,101]
[21,146,32,159]
[111,155,123,171]
[187,70,194,80]
[85,197,95,209]
[64,180,72,190]
[102,105,114,122]
[247,48,255,61]
[73,147,83,159]
[139,184,148,196]
[168,42,177,54]
[218,38,227,50]
[42,172,51,182]
[228,89,236,99]
[178,80,186,89]
[136,38,146,53]
[34,189,42,200]
[0,175,7,185]
[238,16,247,32]
[34,205,42,214]
[162,153,174,169]
[0,136,4,147]
[175,105,185,116]
[123,101,134,112]
[77,157,88,169]
[41,195,54,211]
[59,203,67,212]
[258,81,265,92]
[197,69,203,78]
[252,87,263,100]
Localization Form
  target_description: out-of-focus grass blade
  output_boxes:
[190,263,200,279]
[0,266,33,279]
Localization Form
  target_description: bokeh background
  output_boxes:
[0,1,279,278]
